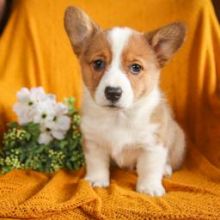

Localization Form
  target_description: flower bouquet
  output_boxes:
[0,87,84,174]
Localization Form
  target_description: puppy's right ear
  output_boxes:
[64,7,99,56]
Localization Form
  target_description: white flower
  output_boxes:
[13,87,47,125]
[46,103,71,140]
[33,99,56,124]
[49,115,71,140]
[38,127,53,145]
[37,103,71,144]
[13,87,72,145]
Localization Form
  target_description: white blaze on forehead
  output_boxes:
[94,27,134,108]
[107,27,132,66]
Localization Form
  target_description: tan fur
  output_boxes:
[121,33,159,99]
[151,99,185,170]
[64,6,100,56]
[79,31,111,96]
[145,22,186,67]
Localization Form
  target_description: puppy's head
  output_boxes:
[64,7,186,109]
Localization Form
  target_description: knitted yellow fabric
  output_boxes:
[0,0,220,219]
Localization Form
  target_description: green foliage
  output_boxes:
[0,97,85,174]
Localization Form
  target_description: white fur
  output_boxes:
[136,144,167,196]
[95,28,134,108]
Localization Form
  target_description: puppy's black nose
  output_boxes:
[105,86,122,103]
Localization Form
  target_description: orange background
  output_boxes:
[0,0,219,219]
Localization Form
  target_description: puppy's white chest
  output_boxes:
[81,109,159,168]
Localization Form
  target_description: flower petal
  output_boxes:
[31,87,47,102]
[17,88,30,102]
[55,116,71,130]
[13,102,35,125]
[18,116,32,125]
[51,130,65,140]
[38,132,52,144]
[47,94,56,102]
[55,103,68,115]
[13,103,25,115]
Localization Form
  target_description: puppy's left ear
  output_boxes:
[64,6,100,56]
[145,22,186,67]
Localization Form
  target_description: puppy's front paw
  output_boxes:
[136,181,165,196]
[85,176,109,188]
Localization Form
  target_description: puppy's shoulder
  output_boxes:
[150,93,174,125]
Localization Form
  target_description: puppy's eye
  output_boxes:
[92,59,105,71]
[130,63,142,74]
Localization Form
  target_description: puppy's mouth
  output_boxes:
[107,104,118,108]
[105,104,122,110]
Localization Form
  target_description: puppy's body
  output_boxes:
[81,83,185,195]
[64,8,186,196]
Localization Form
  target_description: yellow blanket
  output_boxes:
[0,0,220,219]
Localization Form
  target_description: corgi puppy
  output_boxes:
[64,7,186,196]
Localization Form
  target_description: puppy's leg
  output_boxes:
[169,123,186,171]
[84,140,110,187]
[163,163,172,177]
[136,144,168,196]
